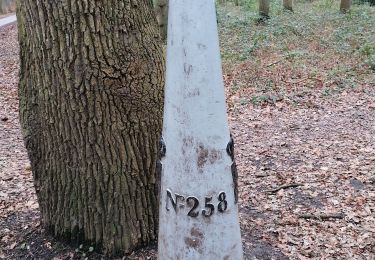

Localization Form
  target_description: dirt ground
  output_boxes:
[1,16,374,260]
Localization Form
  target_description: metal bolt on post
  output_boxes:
[157,0,244,259]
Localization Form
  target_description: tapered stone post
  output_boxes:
[157,0,244,259]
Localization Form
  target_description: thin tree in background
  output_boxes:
[340,0,351,13]
[17,0,164,254]
[154,0,169,42]
[283,0,293,11]
[259,0,270,19]
[0,0,16,13]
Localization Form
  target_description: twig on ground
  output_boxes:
[285,77,323,84]
[299,213,345,221]
[255,174,269,178]
[265,183,303,194]
[265,59,283,68]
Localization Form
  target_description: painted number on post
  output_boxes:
[166,189,228,218]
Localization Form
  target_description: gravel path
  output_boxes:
[0,15,16,28]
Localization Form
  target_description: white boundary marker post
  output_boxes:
[157,0,243,259]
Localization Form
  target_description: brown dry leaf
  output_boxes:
[0,250,5,259]
[24,164,32,171]
[9,242,17,250]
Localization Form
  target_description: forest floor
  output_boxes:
[1,1,375,259]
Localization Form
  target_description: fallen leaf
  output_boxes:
[9,242,17,250]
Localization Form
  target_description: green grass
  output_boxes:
[217,0,375,107]
[219,0,375,63]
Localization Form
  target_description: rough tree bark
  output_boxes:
[17,0,164,255]
[340,0,351,13]
[259,0,270,19]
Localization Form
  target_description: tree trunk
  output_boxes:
[154,0,168,42]
[340,0,351,13]
[283,0,293,12]
[259,0,270,18]
[17,0,165,255]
